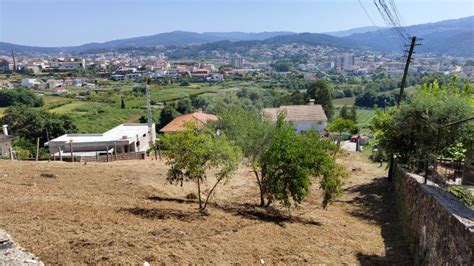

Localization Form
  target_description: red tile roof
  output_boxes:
[160,111,218,132]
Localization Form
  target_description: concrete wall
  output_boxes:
[394,166,474,265]
[0,140,12,157]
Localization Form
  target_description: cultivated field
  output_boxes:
[0,153,411,264]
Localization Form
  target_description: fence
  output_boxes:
[56,152,146,163]
[435,158,465,182]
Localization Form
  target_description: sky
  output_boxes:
[0,0,473,47]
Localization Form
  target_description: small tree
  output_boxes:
[339,105,349,120]
[216,107,274,206]
[326,118,357,136]
[371,79,473,181]
[121,97,126,109]
[350,105,357,122]
[161,123,241,210]
[261,114,345,209]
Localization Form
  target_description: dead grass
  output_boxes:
[0,152,411,264]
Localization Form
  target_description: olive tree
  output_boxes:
[216,107,274,206]
[161,123,241,210]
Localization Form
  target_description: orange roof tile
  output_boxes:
[160,112,218,132]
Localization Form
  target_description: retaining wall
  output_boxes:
[394,166,474,265]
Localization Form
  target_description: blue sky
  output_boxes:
[0,0,473,47]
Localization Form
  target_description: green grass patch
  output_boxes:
[68,103,145,133]
[333,97,356,107]
[333,107,376,130]
[50,101,89,114]
[41,96,74,110]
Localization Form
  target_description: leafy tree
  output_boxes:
[161,123,241,210]
[175,98,193,114]
[306,80,334,119]
[326,118,357,135]
[2,105,77,154]
[216,107,274,206]
[370,79,473,180]
[272,60,293,72]
[0,89,44,107]
[339,105,349,120]
[286,91,306,105]
[261,114,344,208]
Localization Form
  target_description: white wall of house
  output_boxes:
[21,78,38,88]
[0,140,12,157]
[294,121,326,133]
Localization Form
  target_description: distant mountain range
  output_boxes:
[0,16,472,56]
[325,26,383,37]
[346,16,474,56]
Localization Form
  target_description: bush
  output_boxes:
[0,89,44,107]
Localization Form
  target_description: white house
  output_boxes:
[263,100,328,133]
[45,123,156,158]
[20,78,41,88]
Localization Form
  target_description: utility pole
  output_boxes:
[389,36,420,182]
[145,77,154,147]
[398,36,419,105]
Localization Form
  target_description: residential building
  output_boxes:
[0,80,13,89]
[336,53,355,72]
[46,79,64,89]
[20,78,41,88]
[263,99,328,133]
[229,55,244,68]
[160,111,218,133]
[46,123,156,158]
[191,68,209,77]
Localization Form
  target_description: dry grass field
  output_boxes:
[0,152,412,264]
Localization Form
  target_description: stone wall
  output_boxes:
[0,229,43,265]
[394,166,474,265]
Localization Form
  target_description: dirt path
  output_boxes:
[0,152,411,264]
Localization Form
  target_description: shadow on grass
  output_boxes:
[217,203,322,227]
[346,176,413,265]
[146,195,321,227]
[120,207,206,222]
[147,196,196,204]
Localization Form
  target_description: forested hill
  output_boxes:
[0,16,472,56]
[344,16,474,56]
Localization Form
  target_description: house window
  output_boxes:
[318,121,323,125]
